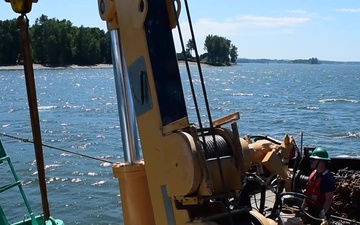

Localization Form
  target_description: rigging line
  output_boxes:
[183,0,214,126]
[172,2,203,130]
[0,133,114,164]
[172,1,213,191]
[183,1,233,223]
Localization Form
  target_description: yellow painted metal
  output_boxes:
[97,0,118,30]
[164,132,201,196]
[262,150,288,179]
[109,0,195,224]
[240,137,253,171]
[249,210,278,225]
[272,134,296,164]
[248,139,274,164]
[166,0,181,28]
[98,0,289,224]
[212,112,240,127]
[198,157,241,196]
[113,162,155,225]
[5,0,37,14]
[162,117,189,135]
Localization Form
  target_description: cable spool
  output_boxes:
[199,134,232,159]
[292,170,309,191]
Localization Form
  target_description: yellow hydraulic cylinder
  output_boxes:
[113,162,155,225]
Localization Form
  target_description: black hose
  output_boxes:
[291,147,302,191]
[259,185,266,214]
[234,173,277,211]
[269,192,324,222]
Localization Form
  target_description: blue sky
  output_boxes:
[1,0,359,61]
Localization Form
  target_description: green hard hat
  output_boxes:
[310,147,331,161]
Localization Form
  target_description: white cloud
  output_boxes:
[173,14,310,54]
[173,19,243,48]
[196,19,243,35]
[234,15,310,27]
[177,15,310,39]
[335,8,360,13]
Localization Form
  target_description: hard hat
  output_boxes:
[310,147,331,161]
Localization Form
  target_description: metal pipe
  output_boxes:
[109,30,140,164]
[119,39,141,160]
[17,15,50,220]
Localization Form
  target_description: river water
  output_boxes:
[0,63,359,224]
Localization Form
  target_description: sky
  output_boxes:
[1,0,359,61]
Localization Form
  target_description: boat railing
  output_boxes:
[0,139,41,225]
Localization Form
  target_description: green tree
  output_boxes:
[72,26,102,65]
[30,14,48,63]
[31,15,74,65]
[204,34,234,65]
[54,19,74,65]
[0,19,20,65]
[186,39,195,57]
[230,44,238,63]
[99,32,111,64]
[28,15,111,65]
[292,58,320,64]
[309,57,319,64]
[177,50,192,60]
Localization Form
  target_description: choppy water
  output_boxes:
[0,63,359,224]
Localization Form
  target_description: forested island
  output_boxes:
[237,58,360,65]
[0,15,238,67]
[0,15,111,66]
[1,15,359,67]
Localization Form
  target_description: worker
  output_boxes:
[301,147,335,223]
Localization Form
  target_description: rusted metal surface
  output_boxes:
[17,15,51,220]
[332,167,360,222]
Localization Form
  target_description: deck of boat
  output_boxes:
[251,190,306,225]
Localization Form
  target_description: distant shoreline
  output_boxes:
[0,64,113,71]
[0,62,200,71]
[1,59,360,71]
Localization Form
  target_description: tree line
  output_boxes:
[0,15,111,66]
[178,35,238,66]
[292,57,320,64]
[238,58,321,64]
[0,15,238,66]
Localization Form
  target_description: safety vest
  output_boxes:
[305,170,328,206]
